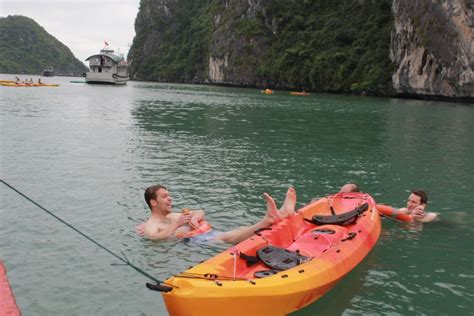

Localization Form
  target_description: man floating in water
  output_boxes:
[390,190,438,222]
[137,183,438,243]
[339,183,438,222]
[137,185,296,244]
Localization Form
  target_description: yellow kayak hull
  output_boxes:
[0,83,59,87]
[290,91,310,96]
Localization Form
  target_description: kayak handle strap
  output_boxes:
[304,203,369,226]
[254,227,272,236]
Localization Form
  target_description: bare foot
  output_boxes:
[280,186,296,217]
[262,193,282,226]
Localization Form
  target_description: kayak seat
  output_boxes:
[239,252,260,267]
[306,203,369,226]
[257,246,311,271]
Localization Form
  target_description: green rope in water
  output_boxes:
[0,179,164,285]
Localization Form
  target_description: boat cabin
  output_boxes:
[86,49,128,76]
[84,48,129,84]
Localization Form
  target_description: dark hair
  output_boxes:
[411,190,428,205]
[144,185,167,209]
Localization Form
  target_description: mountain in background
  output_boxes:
[129,0,473,100]
[0,15,88,76]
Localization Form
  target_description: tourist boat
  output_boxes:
[152,192,381,316]
[84,46,129,85]
[42,67,54,77]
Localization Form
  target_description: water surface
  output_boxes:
[1,75,473,315]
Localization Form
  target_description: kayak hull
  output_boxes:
[0,262,21,316]
[290,91,310,96]
[162,192,381,316]
[0,83,59,87]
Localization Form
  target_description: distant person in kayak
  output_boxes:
[138,185,296,244]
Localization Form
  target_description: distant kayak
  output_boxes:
[290,91,310,96]
[1,83,59,87]
[70,80,86,83]
[38,83,60,87]
[261,88,274,95]
[0,80,15,84]
[0,83,30,87]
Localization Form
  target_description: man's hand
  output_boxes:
[411,205,425,219]
[176,214,192,226]
[189,216,200,230]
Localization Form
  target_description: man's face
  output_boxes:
[406,193,422,211]
[152,188,173,213]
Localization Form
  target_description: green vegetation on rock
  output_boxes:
[130,0,395,95]
[129,0,215,82]
[261,0,395,94]
[0,15,88,76]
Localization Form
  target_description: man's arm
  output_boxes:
[144,214,190,240]
[396,207,411,215]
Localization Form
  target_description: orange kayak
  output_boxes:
[0,82,59,87]
[0,262,21,316]
[157,192,381,316]
[290,91,310,96]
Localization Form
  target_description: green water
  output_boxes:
[1,75,473,315]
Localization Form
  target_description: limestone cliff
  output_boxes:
[129,0,473,100]
[390,0,473,98]
[129,0,274,85]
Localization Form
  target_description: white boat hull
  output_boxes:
[85,72,129,85]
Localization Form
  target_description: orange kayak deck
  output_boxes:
[161,192,381,316]
[0,262,21,316]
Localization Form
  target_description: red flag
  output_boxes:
[104,41,109,46]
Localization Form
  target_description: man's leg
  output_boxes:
[279,186,296,217]
[215,193,281,244]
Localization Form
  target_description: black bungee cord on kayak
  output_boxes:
[0,179,176,291]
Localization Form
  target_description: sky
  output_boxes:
[1,0,140,66]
